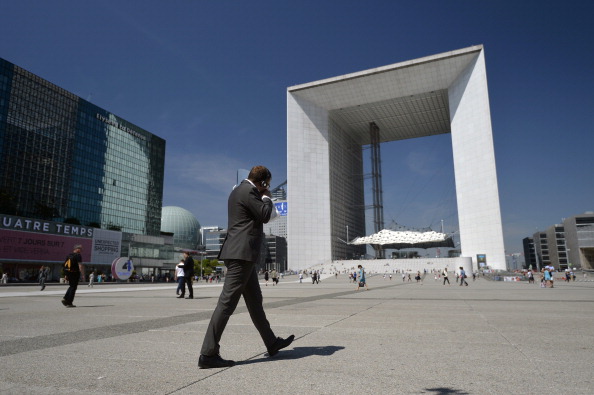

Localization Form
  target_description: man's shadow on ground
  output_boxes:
[77,305,116,308]
[424,388,469,395]
[237,345,345,366]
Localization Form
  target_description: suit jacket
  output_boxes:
[184,255,195,277]
[218,180,273,263]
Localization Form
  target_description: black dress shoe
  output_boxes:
[185,296,193,299]
[198,354,235,369]
[267,335,295,357]
[61,299,68,306]
[177,295,184,298]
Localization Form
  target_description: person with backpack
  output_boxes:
[62,244,84,308]
[355,264,369,291]
[459,267,469,287]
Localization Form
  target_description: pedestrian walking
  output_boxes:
[544,268,552,288]
[442,267,450,285]
[459,267,468,286]
[39,266,49,291]
[198,166,294,369]
[88,271,95,287]
[183,251,195,299]
[527,270,534,284]
[61,244,84,308]
[355,264,369,291]
[175,261,185,297]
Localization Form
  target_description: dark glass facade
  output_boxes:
[0,58,165,236]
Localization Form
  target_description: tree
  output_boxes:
[201,259,221,276]
[191,258,199,275]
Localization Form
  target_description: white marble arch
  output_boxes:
[287,45,505,272]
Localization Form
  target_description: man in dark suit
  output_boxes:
[198,166,294,369]
[183,251,195,299]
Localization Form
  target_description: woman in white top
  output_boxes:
[175,261,185,297]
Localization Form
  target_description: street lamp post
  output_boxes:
[199,251,205,280]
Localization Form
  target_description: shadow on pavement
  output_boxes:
[237,345,346,365]
[76,305,116,308]
[425,387,469,394]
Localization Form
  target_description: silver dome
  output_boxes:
[161,206,201,249]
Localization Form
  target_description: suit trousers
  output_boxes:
[200,259,275,356]
[185,276,193,297]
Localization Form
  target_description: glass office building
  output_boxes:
[0,58,165,236]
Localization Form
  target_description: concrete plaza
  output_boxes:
[1,274,593,394]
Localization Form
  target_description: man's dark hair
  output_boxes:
[248,166,271,183]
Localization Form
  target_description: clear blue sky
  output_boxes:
[2,0,593,260]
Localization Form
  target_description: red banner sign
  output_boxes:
[0,229,92,262]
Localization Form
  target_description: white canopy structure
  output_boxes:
[350,229,455,250]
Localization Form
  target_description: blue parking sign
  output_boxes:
[275,202,288,216]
